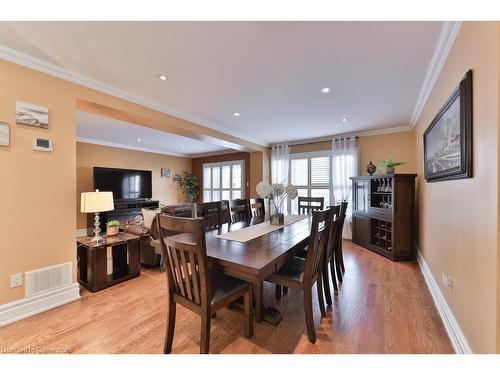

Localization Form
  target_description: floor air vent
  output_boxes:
[25,262,72,297]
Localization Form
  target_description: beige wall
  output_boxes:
[288,131,416,175]
[414,22,499,353]
[76,142,191,229]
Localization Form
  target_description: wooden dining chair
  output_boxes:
[322,205,341,306]
[298,196,324,214]
[334,201,348,283]
[157,214,253,354]
[266,208,333,343]
[196,201,223,230]
[249,198,265,218]
[230,198,252,223]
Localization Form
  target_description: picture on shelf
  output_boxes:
[0,121,9,147]
[173,173,181,183]
[161,168,171,178]
[16,101,49,129]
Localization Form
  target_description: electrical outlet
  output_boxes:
[10,273,22,288]
[441,273,453,289]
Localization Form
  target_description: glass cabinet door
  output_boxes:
[354,180,369,214]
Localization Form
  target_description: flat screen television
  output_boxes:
[93,167,152,200]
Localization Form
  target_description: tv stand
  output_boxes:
[90,198,159,232]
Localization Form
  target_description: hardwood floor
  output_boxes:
[0,241,453,354]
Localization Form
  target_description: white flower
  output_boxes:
[271,183,285,197]
[285,184,298,200]
[256,181,272,198]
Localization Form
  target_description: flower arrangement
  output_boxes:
[106,220,120,236]
[256,181,298,225]
[379,156,407,174]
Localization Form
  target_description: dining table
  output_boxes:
[165,215,313,325]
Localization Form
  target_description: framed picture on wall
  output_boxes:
[423,69,473,182]
[0,121,9,147]
[16,101,49,129]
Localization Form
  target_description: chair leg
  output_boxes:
[335,246,343,284]
[275,284,282,300]
[330,259,338,292]
[339,239,345,274]
[244,289,254,338]
[200,310,211,354]
[283,286,288,295]
[322,262,332,306]
[303,286,316,343]
[163,297,176,354]
[316,275,327,318]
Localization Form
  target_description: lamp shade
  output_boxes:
[80,191,114,213]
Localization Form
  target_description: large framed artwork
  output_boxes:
[423,69,473,182]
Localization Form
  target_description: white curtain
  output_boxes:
[331,137,359,239]
[271,144,290,184]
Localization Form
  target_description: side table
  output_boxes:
[77,233,140,292]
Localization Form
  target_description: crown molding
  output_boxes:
[0,44,268,148]
[271,125,412,148]
[409,21,463,128]
[76,137,190,158]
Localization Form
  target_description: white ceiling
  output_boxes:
[76,111,228,157]
[0,21,443,145]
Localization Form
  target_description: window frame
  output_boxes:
[287,150,332,214]
[202,159,245,202]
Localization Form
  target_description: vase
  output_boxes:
[270,213,284,226]
[385,166,395,174]
[106,226,119,236]
[366,161,376,176]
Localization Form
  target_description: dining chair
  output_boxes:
[221,200,231,224]
[196,201,223,230]
[157,214,253,354]
[322,205,341,305]
[249,198,265,218]
[230,198,252,223]
[298,196,324,214]
[334,201,348,283]
[266,208,334,343]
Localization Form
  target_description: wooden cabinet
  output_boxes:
[350,174,417,261]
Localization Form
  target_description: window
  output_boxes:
[203,160,244,202]
[288,152,332,214]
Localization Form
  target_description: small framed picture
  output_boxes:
[161,168,171,178]
[16,101,49,129]
[0,121,9,147]
[173,173,181,183]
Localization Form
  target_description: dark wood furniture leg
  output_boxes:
[163,293,176,354]
[303,285,316,343]
[330,259,338,292]
[275,284,282,300]
[322,262,333,306]
[316,276,326,318]
[254,281,263,322]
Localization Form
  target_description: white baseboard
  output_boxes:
[0,283,81,327]
[416,249,473,354]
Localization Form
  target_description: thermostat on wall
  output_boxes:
[32,137,53,152]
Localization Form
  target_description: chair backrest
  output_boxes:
[249,198,266,218]
[230,199,251,223]
[325,205,341,262]
[303,208,333,284]
[220,200,231,224]
[157,214,210,309]
[336,201,348,241]
[196,201,222,230]
[339,200,348,218]
[298,196,324,215]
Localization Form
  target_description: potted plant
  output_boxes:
[178,172,200,203]
[256,181,298,225]
[380,156,407,174]
[106,220,120,236]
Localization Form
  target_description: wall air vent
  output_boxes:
[25,262,72,297]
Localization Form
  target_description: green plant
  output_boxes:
[106,220,120,227]
[379,156,407,169]
[178,172,200,203]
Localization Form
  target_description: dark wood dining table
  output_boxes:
[167,215,312,324]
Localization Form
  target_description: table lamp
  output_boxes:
[80,189,115,242]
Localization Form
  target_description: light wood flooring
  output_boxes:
[0,241,453,354]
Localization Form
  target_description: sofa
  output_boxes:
[126,204,195,266]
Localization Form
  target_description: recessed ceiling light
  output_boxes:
[181,146,185,150]
[137,138,141,142]
[341,117,348,123]
[321,87,331,94]
[233,112,241,117]
[158,74,168,81]
[272,131,278,134]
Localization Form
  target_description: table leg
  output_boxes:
[253,281,263,322]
